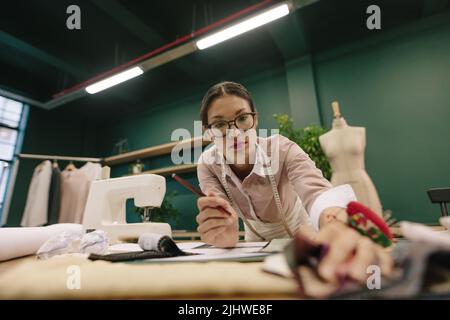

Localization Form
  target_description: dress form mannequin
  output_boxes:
[319,101,383,216]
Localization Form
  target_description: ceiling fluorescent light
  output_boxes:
[196,3,290,50]
[85,67,144,94]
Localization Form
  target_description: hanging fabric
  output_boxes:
[57,162,102,224]
[47,162,61,225]
[80,162,102,181]
[58,165,91,224]
[21,160,52,227]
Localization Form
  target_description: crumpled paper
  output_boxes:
[37,230,108,259]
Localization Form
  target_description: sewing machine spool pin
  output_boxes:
[142,206,153,222]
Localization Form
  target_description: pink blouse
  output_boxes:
[197,134,356,230]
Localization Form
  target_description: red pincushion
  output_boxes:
[346,201,393,240]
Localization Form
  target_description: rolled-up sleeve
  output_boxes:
[285,140,356,231]
[309,184,357,230]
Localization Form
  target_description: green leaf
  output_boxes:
[273,114,332,180]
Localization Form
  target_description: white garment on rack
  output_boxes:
[58,169,91,224]
[20,160,53,227]
[80,162,102,181]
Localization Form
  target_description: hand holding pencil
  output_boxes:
[172,174,238,248]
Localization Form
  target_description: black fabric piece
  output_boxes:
[157,235,186,256]
[89,250,176,262]
[88,236,196,262]
[47,166,61,224]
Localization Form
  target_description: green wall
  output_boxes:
[98,15,450,228]
[6,13,450,228]
[5,107,97,226]
[313,16,450,223]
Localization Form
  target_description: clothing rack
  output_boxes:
[17,153,103,163]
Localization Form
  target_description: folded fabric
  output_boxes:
[138,232,185,255]
[89,233,190,262]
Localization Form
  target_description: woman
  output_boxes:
[196,81,392,283]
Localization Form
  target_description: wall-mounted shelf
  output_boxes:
[103,137,208,166]
[132,164,197,176]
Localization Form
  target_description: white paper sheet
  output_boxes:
[184,246,265,255]
[143,251,270,263]
[106,241,270,262]
[108,241,206,253]
[176,241,205,250]
[143,241,269,263]
[233,241,268,248]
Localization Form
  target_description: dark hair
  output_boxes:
[200,81,256,126]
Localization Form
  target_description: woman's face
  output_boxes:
[206,95,258,165]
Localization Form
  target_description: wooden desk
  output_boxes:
[0,254,297,299]
[2,226,445,299]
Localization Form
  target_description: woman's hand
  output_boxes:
[314,218,394,283]
[196,192,239,248]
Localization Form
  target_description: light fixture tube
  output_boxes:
[196,3,290,50]
[85,67,144,94]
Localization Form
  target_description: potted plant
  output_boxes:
[135,190,180,226]
[273,114,332,180]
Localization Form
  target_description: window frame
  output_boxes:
[0,96,29,226]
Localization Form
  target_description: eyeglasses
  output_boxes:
[206,112,257,137]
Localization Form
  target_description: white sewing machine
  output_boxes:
[82,174,172,244]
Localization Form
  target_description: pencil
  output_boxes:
[171,173,231,216]
[171,173,205,197]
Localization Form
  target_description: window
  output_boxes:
[0,96,28,224]
[0,97,23,161]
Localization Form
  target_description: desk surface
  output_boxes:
[0,254,297,300]
[2,226,446,299]
[174,226,448,241]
